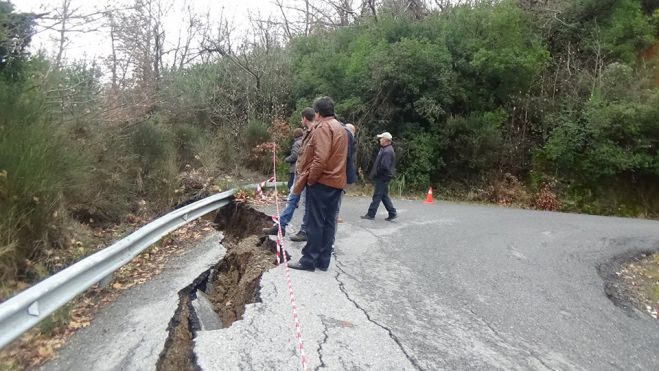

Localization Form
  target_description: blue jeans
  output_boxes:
[279,190,301,228]
[279,176,306,232]
[298,183,342,269]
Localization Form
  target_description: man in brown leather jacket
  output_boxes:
[288,96,348,271]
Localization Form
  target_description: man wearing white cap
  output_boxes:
[361,131,397,221]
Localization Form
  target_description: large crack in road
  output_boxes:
[332,256,423,371]
[156,202,279,371]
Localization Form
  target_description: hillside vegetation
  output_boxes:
[0,0,658,289]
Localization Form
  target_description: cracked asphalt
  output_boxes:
[196,197,659,370]
[37,197,659,370]
[40,232,226,371]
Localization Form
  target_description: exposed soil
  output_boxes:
[598,249,659,319]
[156,285,199,371]
[208,235,275,325]
[214,201,273,242]
[157,201,277,371]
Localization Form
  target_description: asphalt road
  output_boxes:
[197,197,659,370]
[40,197,659,370]
[40,232,226,371]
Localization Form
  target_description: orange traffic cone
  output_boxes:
[423,187,434,204]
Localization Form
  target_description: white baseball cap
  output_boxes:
[376,132,393,140]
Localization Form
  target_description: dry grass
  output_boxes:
[619,252,659,319]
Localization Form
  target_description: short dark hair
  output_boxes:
[313,96,335,118]
[293,128,304,138]
[301,107,315,121]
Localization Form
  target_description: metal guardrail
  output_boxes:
[0,182,283,349]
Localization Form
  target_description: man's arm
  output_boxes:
[285,140,300,164]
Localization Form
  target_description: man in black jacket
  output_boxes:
[361,132,397,221]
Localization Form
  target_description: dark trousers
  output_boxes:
[299,183,342,269]
[367,178,397,217]
[287,173,295,191]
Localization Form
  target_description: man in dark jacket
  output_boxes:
[361,132,397,221]
[285,128,304,190]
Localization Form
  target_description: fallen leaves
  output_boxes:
[0,218,217,370]
[236,188,286,210]
[617,252,659,320]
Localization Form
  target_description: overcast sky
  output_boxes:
[14,0,278,62]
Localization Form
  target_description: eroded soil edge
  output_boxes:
[157,202,278,371]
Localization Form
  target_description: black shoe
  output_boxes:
[317,265,329,272]
[262,224,284,236]
[385,214,398,222]
[360,215,374,220]
[287,261,314,271]
[289,231,307,242]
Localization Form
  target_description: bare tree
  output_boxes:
[55,0,71,67]
[379,0,427,20]
[171,2,204,70]
[113,1,171,86]
[272,0,366,39]
[362,0,379,21]
[40,0,108,68]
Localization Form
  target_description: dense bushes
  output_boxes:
[288,0,658,217]
[0,61,90,280]
[289,1,551,188]
[1,0,658,284]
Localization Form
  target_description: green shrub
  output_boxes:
[440,110,507,181]
[398,131,440,189]
[197,129,239,173]
[0,78,89,280]
[172,123,203,169]
[244,120,271,148]
[130,119,178,207]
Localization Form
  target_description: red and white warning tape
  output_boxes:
[256,176,275,199]
[270,143,308,371]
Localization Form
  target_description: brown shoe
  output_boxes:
[262,224,284,236]
[289,231,307,242]
[287,261,314,271]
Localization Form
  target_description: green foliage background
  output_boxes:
[1,0,658,282]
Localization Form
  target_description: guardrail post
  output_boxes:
[99,274,113,289]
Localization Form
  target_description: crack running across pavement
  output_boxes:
[357,224,392,246]
[466,308,556,371]
[313,317,330,371]
[332,256,423,371]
